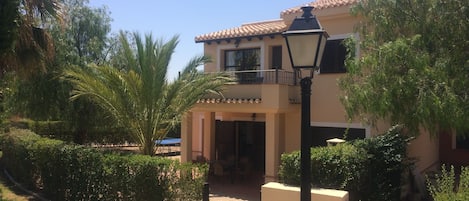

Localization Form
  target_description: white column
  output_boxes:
[180,112,193,162]
[265,113,281,182]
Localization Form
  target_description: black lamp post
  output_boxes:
[283,6,328,201]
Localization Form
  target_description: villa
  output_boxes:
[179,0,466,190]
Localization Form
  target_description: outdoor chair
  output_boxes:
[237,157,251,181]
[213,160,235,183]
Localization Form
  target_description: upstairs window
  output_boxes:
[271,46,282,69]
[224,48,260,71]
[320,39,347,73]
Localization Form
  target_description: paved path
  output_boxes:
[207,174,263,201]
[210,195,258,201]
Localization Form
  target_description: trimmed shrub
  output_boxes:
[279,143,367,200]
[0,129,207,201]
[9,119,134,144]
[39,145,107,200]
[311,143,367,190]
[279,143,366,187]
[27,120,72,140]
[0,129,61,189]
[279,125,412,201]
[278,149,302,186]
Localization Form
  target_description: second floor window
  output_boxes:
[224,48,260,71]
[320,39,347,73]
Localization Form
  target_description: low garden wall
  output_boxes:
[261,182,349,201]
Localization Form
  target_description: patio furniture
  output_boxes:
[155,138,181,155]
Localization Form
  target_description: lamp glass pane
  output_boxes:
[315,35,327,68]
[287,34,320,67]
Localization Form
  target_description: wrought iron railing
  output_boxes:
[224,69,296,85]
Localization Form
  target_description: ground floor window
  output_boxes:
[456,135,469,149]
[215,121,265,172]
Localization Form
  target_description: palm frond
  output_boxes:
[64,32,233,155]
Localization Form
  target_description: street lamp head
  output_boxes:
[283,6,329,70]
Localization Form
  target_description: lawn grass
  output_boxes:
[0,179,34,201]
[0,151,38,201]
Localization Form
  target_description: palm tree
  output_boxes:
[0,0,62,78]
[63,32,233,155]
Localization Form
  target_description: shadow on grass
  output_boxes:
[0,151,44,201]
[0,167,43,201]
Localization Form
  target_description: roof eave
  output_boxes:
[195,32,284,44]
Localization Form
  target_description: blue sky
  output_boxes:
[88,1,310,80]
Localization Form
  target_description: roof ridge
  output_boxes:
[280,0,359,17]
[195,20,286,42]
[241,19,284,27]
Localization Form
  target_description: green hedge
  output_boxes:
[0,129,207,201]
[8,119,134,144]
[278,125,412,201]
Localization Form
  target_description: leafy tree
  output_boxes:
[63,32,233,155]
[57,0,111,66]
[49,0,112,143]
[3,0,113,144]
[339,0,469,135]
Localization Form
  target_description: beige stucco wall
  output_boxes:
[408,129,440,173]
[190,111,203,160]
[310,73,347,123]
[284,109,301,153]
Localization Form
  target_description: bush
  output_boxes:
[278,125,412,201]
[427,165,469,201]
[25,120,132,144]
[0,129,60,189]
[9,119,134,144]
[0,129,207,201]
[279,143,366,189]
[353,125,412,201]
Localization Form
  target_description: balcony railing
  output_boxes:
[224,69,296,85]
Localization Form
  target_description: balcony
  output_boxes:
[224,69,296,85]
[197,69,301,112]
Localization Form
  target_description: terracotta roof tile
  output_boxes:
[195,20,286,42]
[281,0,359,16]
[195,0,359,43]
